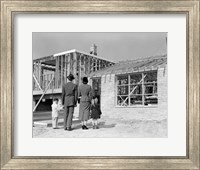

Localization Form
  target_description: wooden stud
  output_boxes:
[90,57,94,73]
[79,54,82,85]
[88,56,91,74]
[73,52,77,84]
[61,55,63,86]
[67,54,70,77]
[64,54,67,84]
[55,56,59,89]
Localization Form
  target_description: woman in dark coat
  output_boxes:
[78,77,93,130]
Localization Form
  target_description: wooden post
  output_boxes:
[64,54,67,84]
[142,73,145,105]
[88,57,91,74]
[98,60,100,70]
[90,57,93,73]
[79,54,82,84]
[67,54,71,76]
[85,56,88,75]
[61,55,63,86]
[73,52,77,84]
[55,56,59,89]
[82,55,86,76]
[36,62,39,90]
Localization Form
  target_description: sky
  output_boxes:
[33,32,167,62]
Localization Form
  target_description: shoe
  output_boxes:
[82,125,88,130]
[66,127,72,131]
[64,128,67,130]
[93,126,95,129]
[96,126,99,129]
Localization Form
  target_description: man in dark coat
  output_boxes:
[62,74,78,131]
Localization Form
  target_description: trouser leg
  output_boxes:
[52,117,56,128]
[67,106,74,128]
[64,106,69,129]
[55,117,58,127]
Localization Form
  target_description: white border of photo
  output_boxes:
[14,14,186,156]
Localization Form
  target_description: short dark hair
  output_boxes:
[82,77,88,84]
[53,98,59,102]
[67,74,75,81]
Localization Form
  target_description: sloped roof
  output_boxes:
[89,54,167,77]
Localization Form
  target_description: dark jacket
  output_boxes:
[78,84,93,102]
[62,82,78,106]
[91,104,102,119]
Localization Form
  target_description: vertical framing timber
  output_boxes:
[85,56,88,75]
[90,57,94,73]
[95,59,98,71]
[76,54,80,85]
[37,62,40,90]
[98,59,100,71]
[61,55,63,87]
[70,53,73,74]
[99,60,102,70]
[73,52,77,84]
[36,62,39,90]
[64,54,67,84]
[67,54,71,77]
[33,62,35,90]
[82,54,86,77]
[128,74,130,106]
[55,56,59,89]
[40,64,43,89]
[58,55,61,88]
[79,53,82,85]
[88,56,91,74]
[142,73,145,105]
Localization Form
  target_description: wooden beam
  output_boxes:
[67,54,70,77]
[79,54,82,85]
[90,57,94,73]
[55,56,59,89]
[64,54,67,84]
[73,52,77,84]
[88,56,91,74]
[33,74,55,112]
[61,55,63,86]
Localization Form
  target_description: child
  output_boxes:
[51,98,61,129]
[90,97,102,129]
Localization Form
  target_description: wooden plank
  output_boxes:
[88,56,91,74]
[55,56,59,89]
[33,74,55,112]
[64,54,67,84]
[67,54,70,76]
[82,55,86,77]
[73,52,77,84]
[61,55,63,86]
[79,54,82,85]
[90,57,94,72]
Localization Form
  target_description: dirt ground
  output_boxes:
[33,115,167,138]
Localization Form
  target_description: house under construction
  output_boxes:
[33,45,114,111]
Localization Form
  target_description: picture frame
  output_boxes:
[1,0,199,169]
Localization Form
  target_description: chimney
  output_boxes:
[90,44,97,56]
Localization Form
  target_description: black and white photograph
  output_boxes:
[32,32,167,138]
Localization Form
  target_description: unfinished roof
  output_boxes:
[89,54,167,77]
[33,49,114,64]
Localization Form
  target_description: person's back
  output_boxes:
[61,74,78,131]
[79,84,92,102]
[62,82,77,107]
